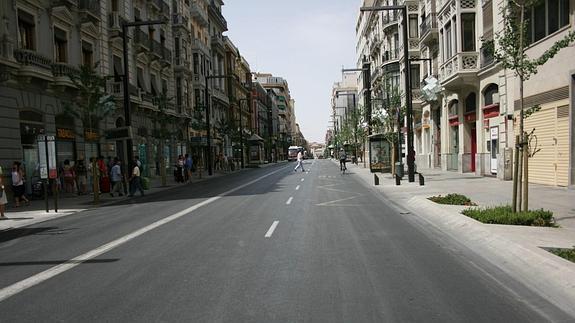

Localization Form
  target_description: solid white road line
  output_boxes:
[0,165,288,303]
[295,185,300,190]
[301,178,304,182]
[286,197,293,205]
[265,221,279,238]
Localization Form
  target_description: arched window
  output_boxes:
[465,93,476,113]
[483,84,499,106]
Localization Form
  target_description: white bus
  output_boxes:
[288,146,302,161]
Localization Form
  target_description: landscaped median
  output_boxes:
[428,193,556,227]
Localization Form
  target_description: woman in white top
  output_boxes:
[11,161,30,207]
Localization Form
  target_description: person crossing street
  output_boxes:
[294,150,305,172]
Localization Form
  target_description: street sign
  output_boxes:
[37,135,57,179]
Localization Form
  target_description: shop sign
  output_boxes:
[84,130,99,141]
[57,128,75,140]
[105,126,133,140]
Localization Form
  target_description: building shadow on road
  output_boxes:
[0,259,119,267]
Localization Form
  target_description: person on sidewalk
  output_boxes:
[11,161,29,207]
[294,150,305,172]
[129,157,144,197]
[184,154,193,182]
[62,160,76,193]
[75,159,88,195]
[0,174,7,218]
[110,158,124,197]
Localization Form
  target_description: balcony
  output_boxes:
[211,35,225,51]
[382,12,399,31]
[369,35,382,54]
[419,13,438,46]
[78,0,100,23]
[50,0,77,10]
[133,29,151,51]
[52,62,79,88]
[108,12,127,35]
[371,68,381,84]
[208,2,228,31]
[14,49,53,81]
[191,38,210,55]
[190,1,209,27]
[172,13,189,31]
[174,56,191,73]
[439,52,480,89]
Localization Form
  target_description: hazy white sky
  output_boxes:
[223,0,359,144]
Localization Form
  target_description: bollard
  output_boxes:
[374,173,379,186]
[395,174,401,186]
[418,173,425,186]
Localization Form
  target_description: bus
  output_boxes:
[288,146,303,161]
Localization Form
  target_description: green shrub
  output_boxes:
[428,193,476,206]
[461,205,555,227]
[550,247,575,263]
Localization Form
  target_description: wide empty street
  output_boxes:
[0,160,571,322]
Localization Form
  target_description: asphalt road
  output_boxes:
[0,159,571,322]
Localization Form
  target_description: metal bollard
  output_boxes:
[395,174,401,186]
[374,173,379,186]
[418,173,425,186]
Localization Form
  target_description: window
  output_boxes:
[483,84,499,105]
[449,100,459,116]
[112,0,119,12]
[54,28,68,63]
[175,37,180,58]
[82,41,93,67]
[409,14,419,38]
[162,79,168,94]
[193,53,199,74]
[445,23,453,59]
[176,77,182,107]
[410,65,420,89]
[527,0,570,44]
[465,93,476,113]
[18,10,35,50]
[461,13,476,51]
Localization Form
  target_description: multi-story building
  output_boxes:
[358,0,575,187]
[253,73,294,160]
[331,71,359,135]
[0,0,189,184]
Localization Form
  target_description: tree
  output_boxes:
[150,93,177,187]
[493,0,575,212]
[65,63,115,204]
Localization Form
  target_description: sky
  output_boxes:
[223,0,359,144]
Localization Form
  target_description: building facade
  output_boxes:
[357,0,575,187]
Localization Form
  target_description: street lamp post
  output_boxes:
[360,5,415,182]
[121,19,166,170]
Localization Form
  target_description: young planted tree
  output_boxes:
[493,0,575,212]
[65,63,115,204]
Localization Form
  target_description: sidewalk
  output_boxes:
[0,165,267,231]
[343,160,575,317]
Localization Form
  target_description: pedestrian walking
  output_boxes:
[11,161,30,207]
[62,159,76,193]
[75,158,88,195]
[129,157,144,197]
[0,172,7,218]
[110,159,124,197]
[294,150,305,172]
[184,154,193,182]
[97,156,110,193]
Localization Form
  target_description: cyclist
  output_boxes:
[339,149,347,172]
